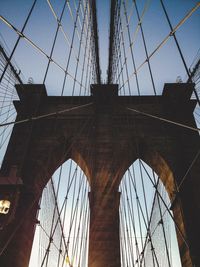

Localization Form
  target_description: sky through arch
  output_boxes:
[119,159,182,267]
[29,159,90,267]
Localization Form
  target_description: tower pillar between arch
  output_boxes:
[88,190,121,267]
[0,83,199,267]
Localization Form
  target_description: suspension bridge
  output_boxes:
[0,1,200,267]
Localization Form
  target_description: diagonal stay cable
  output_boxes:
[126,104,191,257]
[120,2,200,90]
[67,0,81,41]
[138,177,160,266]
[133,0,157,95]
[127,107,200,133]
[127,167,160,266]
[0,44,22,84]
[0,0,37,83]
[43,0,67,84]
[41,115,93,266]
[71,0,92,47]
[78,3,92,95]
[0,115,92,258]
[122,0,140,95]
[114,0,151,85]
[160,0,190,79]
[60,0,86,95]
[139,160,190,251]
[0,102,93,127]
[120,186,135,266]
[177,148,200,191]
[46,0,91,74]
[40,93,94,266]
[0,15,86,90]
[71,0,89,96]
[151,170,172,267]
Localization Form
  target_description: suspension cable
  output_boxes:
[0,102,93,128]
[127,106,200,133]
[120,2,200,91]
[0,0,37,83]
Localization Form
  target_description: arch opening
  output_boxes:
[29,159,90,267]
[119,159,182,267]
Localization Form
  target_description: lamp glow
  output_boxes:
[0,200,11,214]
